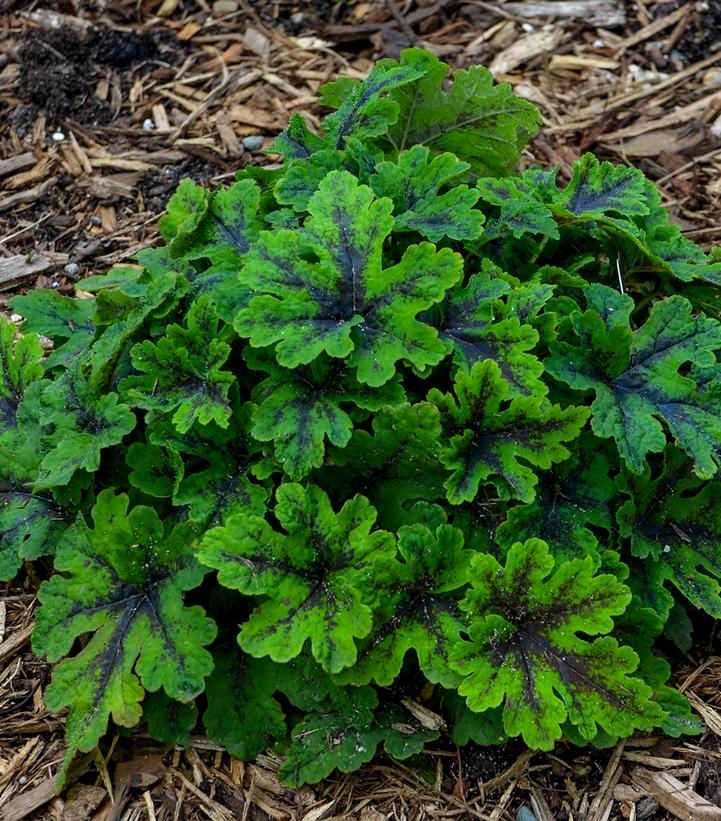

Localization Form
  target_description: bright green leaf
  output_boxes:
[451,539,661,748]
[121,296,235,433]
[234,170,462,386]
[33,490,216,777]
[198,484,395,673]
[370,145,484,241]
[429,360,589,504]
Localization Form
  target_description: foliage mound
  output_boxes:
[3,48,720,785]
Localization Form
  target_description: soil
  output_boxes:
[15,24,177,128]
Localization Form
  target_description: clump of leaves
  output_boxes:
[4,48,719,786]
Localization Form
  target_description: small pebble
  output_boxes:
[242,134,264,151]
[18,776,27,786]
[711,112,721,139]
[593,37,605,48]
[290,11,305,24]
[703,67,721,87]
[143,118,155,130]
[64,262,80,276]
[521,22,535,32]
[51,131,65,142]
[516,806,536,821]
[212,0,239,13]
[89,215,103,226]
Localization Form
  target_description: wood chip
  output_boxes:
[4,157,55,190]
[82,173,143,201]
[684,691,721,735]
[600,90,721,142]
[502,0,625,25]
[489,28,562,76]
[0,153,36,179]
[0,622,34,663]
[548,54,620,71]
[216,111,243,157]
[632,768,721,820]
[0,178,58,214]
[244,26,271,60]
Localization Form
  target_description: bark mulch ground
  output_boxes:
[1,0,721,818]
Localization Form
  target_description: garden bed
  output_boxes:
[2,1,721,818]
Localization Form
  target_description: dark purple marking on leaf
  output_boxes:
[565,168,637,217]
[0,490,66,542]
[211,207,251,254]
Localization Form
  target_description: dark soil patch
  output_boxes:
[17,25,175,125]
[654,1,721,63]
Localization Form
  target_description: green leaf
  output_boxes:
[546,285,721,476]
[203,648,286,759]
[158,178,210,250]
[558,153,649,219]
[322,403,447,529]
[495,433,616,563]
[144,690,198,746]
[268,113,325,160]
[476,177,559,239]
[618,447,721,619]
[612,597,704,738]
[0,318,44,430]
[0,490,69,580]
[429,360,589,504]
[440,689,505,746]
[127,442,183,498]
[451,539,661,748]
[234,170,462,386]
[427,262,546,397]
[198,484,395,673]
[33,490,216,773]
[370,146,484,241]
[88,270,180,390]
[170,179,263,266]
[337,521,471,688]
[385,48,541,174]
[278,686,438,787]
[121,296,235,433]
[274,149,345,212]
[154,402,268,527]
[11,290,95,368]
[33,364,136,489]
[249,353,404,480]
[320,60,426,149]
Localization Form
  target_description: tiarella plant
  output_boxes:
[3,48,720,786]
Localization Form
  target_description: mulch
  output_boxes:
[1,0,721,818]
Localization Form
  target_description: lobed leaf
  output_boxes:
[618,447,721,619]
[198,484,395,673]
[33,490,216,778]
[337,520,471,688]
[235,170,461,386]
[385,49,541,174]
[11,290,95,368]
[451,539,662,748]
[203,648,287,759]
[546,285,721,476]
[429,360,589,504]
[32,364,136,489]
[426,261,547,397]
[370,145,484,241]
[121,296,235,433]
[249,353,404,480]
